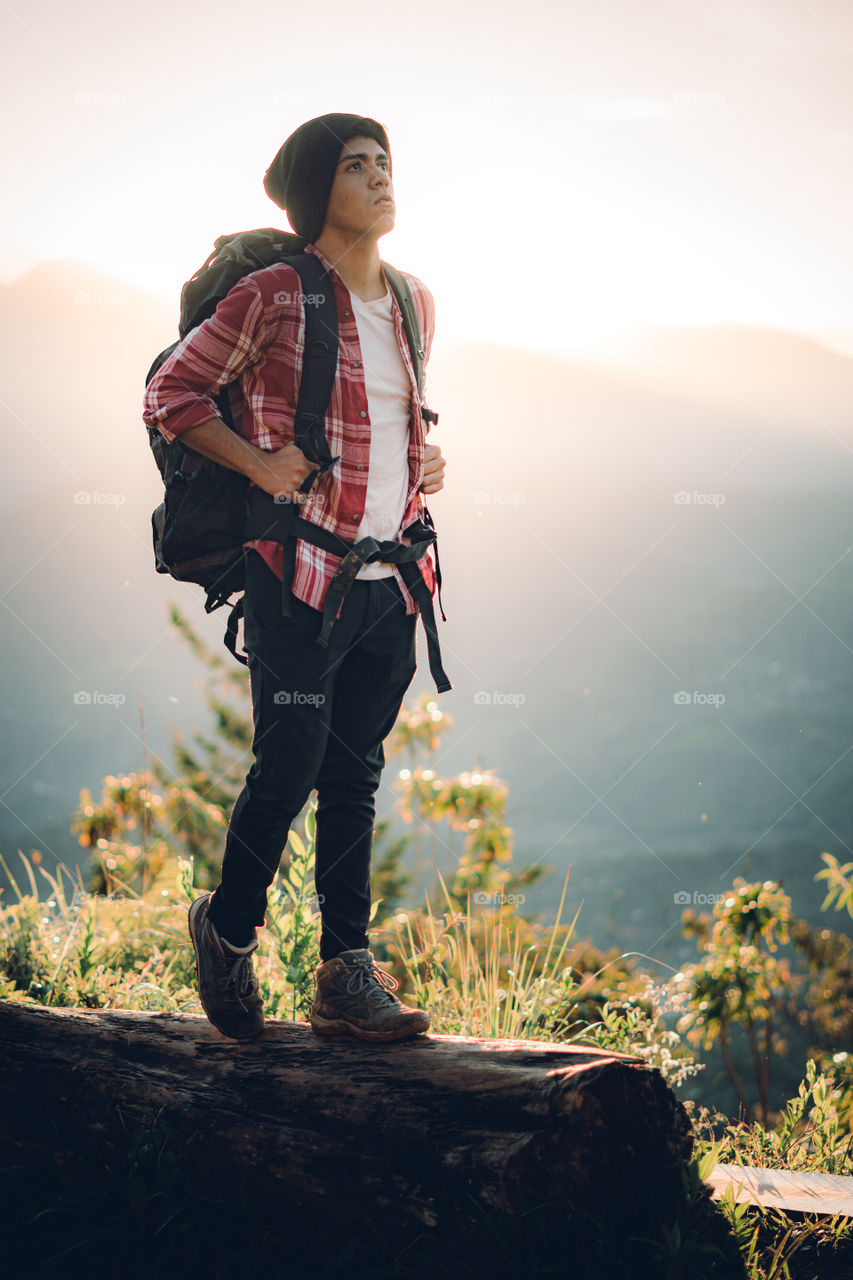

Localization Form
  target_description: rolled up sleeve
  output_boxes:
[143,274,268,443]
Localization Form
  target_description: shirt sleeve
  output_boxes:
[143,274,268,443]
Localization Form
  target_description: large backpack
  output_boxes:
[145,227,442,672]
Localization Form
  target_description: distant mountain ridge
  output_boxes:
[582,321,853,423]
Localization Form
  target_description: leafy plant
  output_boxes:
[676,879,798,1124]
[576,973,705,1089]
[816,852,853,919]
[262,799,323,1019]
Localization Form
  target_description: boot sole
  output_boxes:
[309,1010,429,1043]
[188,894,265,1042]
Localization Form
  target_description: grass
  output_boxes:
[1,829,852,1279]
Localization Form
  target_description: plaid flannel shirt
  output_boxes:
[143,242,437,615]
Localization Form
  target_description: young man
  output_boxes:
[143,113,447,1044]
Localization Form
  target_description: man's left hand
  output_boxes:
[421,442,446,494]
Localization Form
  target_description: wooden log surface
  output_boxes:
[0,1000,725,1271]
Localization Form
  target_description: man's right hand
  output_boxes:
[251,442,319,502]
[175,418,322,503]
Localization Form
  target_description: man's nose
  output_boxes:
[369,162,390,186]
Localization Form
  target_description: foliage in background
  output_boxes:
[676,879,795,1126]
[3,603,853,1277]
[816,853,853,920]
[0,848,196,1012]
[676,877,853,1127]
[387,693,548,901]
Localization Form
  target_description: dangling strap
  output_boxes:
[397,561,452,693]
[224,597,248,666]
[420,502,446,622]
[315,532,435,647]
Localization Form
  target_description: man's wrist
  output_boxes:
[242,443,272,487]
[178,416,268,484]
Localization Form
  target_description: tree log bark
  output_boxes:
[0,1001,741,1277]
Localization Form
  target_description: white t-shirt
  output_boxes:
[350,286,412,580]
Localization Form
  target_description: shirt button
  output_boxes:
[353,360,362,368]
[359,410,367,419]
[344,309,352,317]
[356,464,364,471]
[352,514,360,522]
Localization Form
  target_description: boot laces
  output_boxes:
[225,952,257,1002]
[344,955,400,1007]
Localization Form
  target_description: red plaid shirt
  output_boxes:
[143,242,437,616]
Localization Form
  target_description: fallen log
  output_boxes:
[0,1001,742,1277]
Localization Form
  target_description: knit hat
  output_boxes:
[263,113,391,242]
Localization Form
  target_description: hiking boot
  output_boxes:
[309,948,430,1042]
[188,892,265,1041]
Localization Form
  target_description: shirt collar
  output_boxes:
[306,243,418,393]
[304,241,337,278]
[305,241,390,296]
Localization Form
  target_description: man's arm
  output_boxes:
[144,274,269,443]
[176,417,315,499]
[144,272,316,499]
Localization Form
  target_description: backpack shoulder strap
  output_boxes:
[284,253,340,484]
[382,263,425,400]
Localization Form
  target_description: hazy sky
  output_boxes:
[3,0,853,354]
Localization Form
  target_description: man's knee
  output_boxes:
[239,752,320,821]
[315,765,382,808]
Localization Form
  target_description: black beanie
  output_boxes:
[263,113,391,242]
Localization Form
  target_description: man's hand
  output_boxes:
[252,442,319,501]
[420,442,446,495]
[176,419,320,499]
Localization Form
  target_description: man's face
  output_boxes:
[320,135,395,242]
